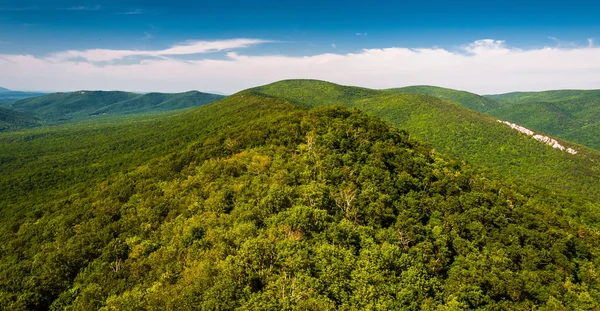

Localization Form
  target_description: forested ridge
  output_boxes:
[387,86,504,113]
[395,86,600,151]
[486,90,600,151]
[0,107,40,131]
[2,88,600,309]
[1,90,224,126]
[252,80,600,200]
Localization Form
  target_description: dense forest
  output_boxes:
[396,86,600,151]
[0,107,40,131]
[487,90,600,151]
[0,90,224,126]
[388,86,504,113]
[252,80,600,200]
[2,85,600,309]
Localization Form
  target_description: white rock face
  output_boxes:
[498,120,578,155]
[498,120,535,136]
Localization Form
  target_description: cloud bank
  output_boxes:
[1,38,600,94]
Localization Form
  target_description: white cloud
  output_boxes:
[48,38,269,62]
[118,8,143,15]
[462,39,512,56]
[589,38,594,47]
[2,38,600,94]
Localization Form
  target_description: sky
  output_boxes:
[0,0,599,94]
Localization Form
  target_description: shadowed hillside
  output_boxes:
[0,107,40,131]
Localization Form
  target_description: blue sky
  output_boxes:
[0,0,599,93]
[1,0,598,55]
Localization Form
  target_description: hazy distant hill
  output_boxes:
[0,90,47,104]
[91,91,225,116]
[388,85,504,112]
[252,79,600,199]
[6,90,225,123]
[0,87,10,93]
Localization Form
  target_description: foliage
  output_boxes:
[90,91,225,116]
[391,86,600,151]
[3,90,225,125]
[252,80,600,200]
[0,107,40,131]
[486,90,600,151]
[2,92,600,309]
[388,85,504,113]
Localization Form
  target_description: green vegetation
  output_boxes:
[5,91,138,121]
[252,80,600,200]
[393,86,600,151]
[2,90,600,309]
[487,89,600,104]
[388,85,504,113]
[486,90,600,150]
[3,90,225,124]
[91,91,225,116]
[0,91,47,105]
[0,107,40,131]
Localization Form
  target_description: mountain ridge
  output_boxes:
[394,85,600,151]
[251,79,600,199]
[487,89,600,150]
[5,90,226,124]
[387,85,504,112]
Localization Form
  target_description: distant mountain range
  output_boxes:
[0,87,47,104]
[3,84,599,153]
[0,90,225,127]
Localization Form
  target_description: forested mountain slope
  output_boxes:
[4,90,225,123]
[488,89,600,104]
[90,91,225,116]
[0,107,40,131]
[2,91,600,309]
[486,90,600,150]
[389,86,600,151]
[388,85,504,113]
[252,80,600,200]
